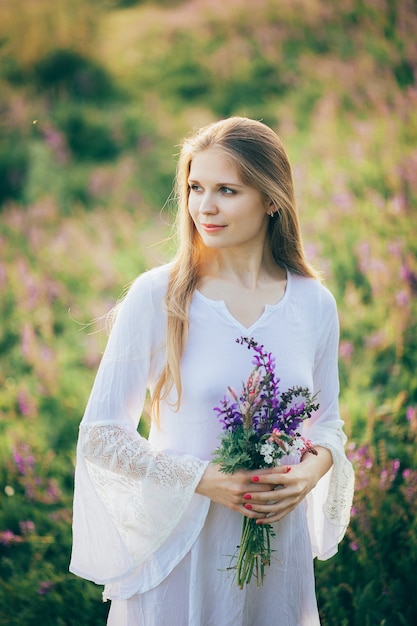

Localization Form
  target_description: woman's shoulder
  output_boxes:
[289,272,337,313]
[112,264,172,324]
[128,263,172,299]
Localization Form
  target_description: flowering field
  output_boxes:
[1,0,416,624]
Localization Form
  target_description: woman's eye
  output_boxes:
[220,187,235,195]
[189,184,203,193]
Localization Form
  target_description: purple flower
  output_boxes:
[400,265,417,294]
[17,389,37,418]
[13,453,25,475]
[38,581,54,595]
[12,445,35,475]
[216,338,318,440]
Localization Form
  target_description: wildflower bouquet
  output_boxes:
[213,337,319,588]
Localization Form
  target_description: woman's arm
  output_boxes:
[71,270,210,583]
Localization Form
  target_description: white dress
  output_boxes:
[70,264,354,626]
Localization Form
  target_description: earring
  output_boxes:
[268,210,275,217]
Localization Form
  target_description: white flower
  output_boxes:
[291,437,307,455]
[260,442,275,464]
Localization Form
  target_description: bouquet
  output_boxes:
[213,337,319,589]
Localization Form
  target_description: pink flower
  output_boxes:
[395,290,409,306]
[300,437,318,456]
[19,520,36,535]
[246,370,262,393]
[406,407,416,422]
[339,340,354,361]
[267,429,291,453]
[0,530,22,546]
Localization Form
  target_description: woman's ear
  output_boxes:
[266,199,276,217]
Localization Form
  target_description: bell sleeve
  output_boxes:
[303,286,355,560]
[69,269,209,585]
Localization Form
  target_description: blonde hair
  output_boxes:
[152,116,318,417]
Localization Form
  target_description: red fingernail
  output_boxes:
[286,466,291,473]
[252,476,259,482]
[244,503,253,510]
[243,493,252,500]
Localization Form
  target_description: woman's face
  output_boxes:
[187,149,270,254]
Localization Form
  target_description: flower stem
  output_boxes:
[235,517,273,589]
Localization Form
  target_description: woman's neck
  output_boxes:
[202,244,284,290]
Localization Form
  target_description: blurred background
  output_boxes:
[0,0,416,624]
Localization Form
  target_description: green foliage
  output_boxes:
[32,48,118,102]
[213,427,262,473]
[0,131,29,203]
[316,438,417,626]
[54,106,120,161]
[0,0,416,622]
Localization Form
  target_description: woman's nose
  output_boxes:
[199,192,218,215]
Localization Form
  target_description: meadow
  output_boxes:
[0,0,416,624]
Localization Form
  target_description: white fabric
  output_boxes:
[70,264,354,625]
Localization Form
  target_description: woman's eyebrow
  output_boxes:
[187,178,245,187]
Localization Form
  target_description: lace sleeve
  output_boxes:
[80,423,207,492]
[70,423,209,584]
[316,431,355,531]
[304,423,355,560]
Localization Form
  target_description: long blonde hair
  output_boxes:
[152,116,318,417]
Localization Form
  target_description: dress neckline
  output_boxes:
[194,269,291,333]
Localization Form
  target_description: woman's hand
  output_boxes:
[195,463,273,520]
[246,446,333,524]
[196,446,333,523]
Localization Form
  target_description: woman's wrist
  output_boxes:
[300,445,333,491]
[195,462,216,497]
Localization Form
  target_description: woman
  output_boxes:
[70,117,354,625]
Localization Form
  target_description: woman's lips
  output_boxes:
[201,223,227,232]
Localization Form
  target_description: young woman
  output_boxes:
[70,117,354,625]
